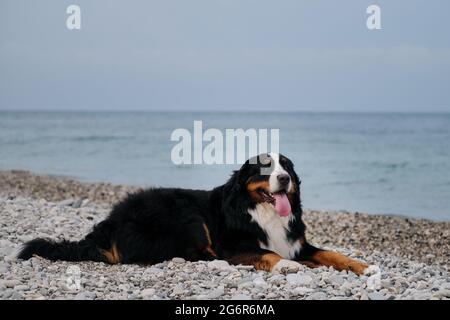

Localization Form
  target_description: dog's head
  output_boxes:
[222,153,301,219]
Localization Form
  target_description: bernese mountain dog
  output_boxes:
[18,153,368,275]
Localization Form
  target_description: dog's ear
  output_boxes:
[221,164,255,230]
[228,170,242,193]
[292,170,301,191]
[282,157,301,194]
[289,168,303,216]
[225,161,250,194]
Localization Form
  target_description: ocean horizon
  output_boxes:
[1,111,449,221]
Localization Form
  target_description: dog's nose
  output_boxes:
[277,174,290,186]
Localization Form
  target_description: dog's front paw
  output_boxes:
[271,259,301,274]
[348,260,369,276]
[363,264,380,276]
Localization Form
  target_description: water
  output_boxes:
[1,111,449,221]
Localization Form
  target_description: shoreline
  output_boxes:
[1,169,447,222]
[0,170,449,300]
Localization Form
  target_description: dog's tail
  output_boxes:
[17,220,115,263]
[17,238,106,262]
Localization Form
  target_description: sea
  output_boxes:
[1,111,449,221]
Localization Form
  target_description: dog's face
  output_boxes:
[240,153,300,216]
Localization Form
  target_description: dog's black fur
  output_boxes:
[18,154,367,274]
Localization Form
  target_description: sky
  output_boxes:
[1,0,449,112]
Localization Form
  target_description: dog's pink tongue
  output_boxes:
[273,193,291,217]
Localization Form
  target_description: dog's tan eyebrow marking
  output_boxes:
[246,180,270,192]
[247,180,271,203]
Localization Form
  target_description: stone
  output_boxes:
[207,260,235,271]
[59,199,74,207]
[72,198,83,208]
[2,289,14,299]
[145,267,163,274]
[172,285,184,295]
[231,293,251,300]
[3,255,16,262]
[327,274,344,285]
[11,292,23,300]
[252,276,267,287]
[433,289,450,299]
[3,280,21,288]
[292,287,314,295]
[267,274,285,284]
[140,288,156,298]
[368,292,387,300]
[13,285,29,291]
[235,265,254,270]
[172,257,186,264]
[74,292,96,300]
[0,262,8,274]
[206,286,225,299]
[308,292,327,300]
[286,274,313,286]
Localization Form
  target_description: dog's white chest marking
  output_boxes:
[248,203,301,259]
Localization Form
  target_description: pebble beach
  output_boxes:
[0,170,449,300]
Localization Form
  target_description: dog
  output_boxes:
[18,153,368,275]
